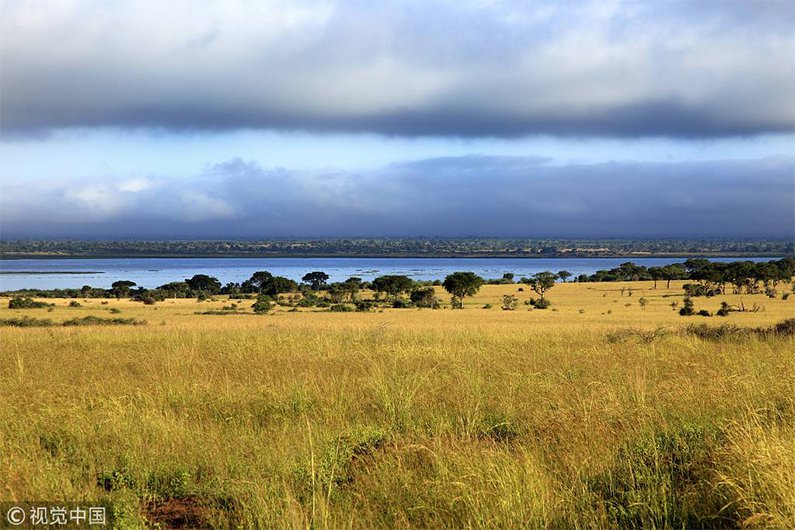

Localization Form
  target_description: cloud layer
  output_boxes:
[2,0,794,138]
[2,156,792,238]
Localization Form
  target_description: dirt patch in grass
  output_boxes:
[144,496,214,529]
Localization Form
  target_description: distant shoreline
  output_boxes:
[0,253,790,260]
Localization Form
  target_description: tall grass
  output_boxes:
[0,283,793,528]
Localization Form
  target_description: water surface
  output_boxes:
[0,257,775,291]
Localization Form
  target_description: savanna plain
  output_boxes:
[1,281,793,529]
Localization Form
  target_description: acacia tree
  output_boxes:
[111,280,136,298]
[242,271,273,293]
[648,266,664,290]
[339,277,363,302]
[523,271,557,300]
[185,274,221,294]
[372,275,414,300]
[661,264,686,289]
[556,270,572,283]
[442,271,483,309]
[302,271,329,290]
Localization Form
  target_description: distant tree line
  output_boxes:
[4,259,792,313]
[2,238,792,259]
[576,257,794,297]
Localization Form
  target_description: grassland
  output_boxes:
[1,281,793,528]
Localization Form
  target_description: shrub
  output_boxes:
[697,309,712,317]
[62,316,146,326]
[68,300,82,308]
[482,303,493,309]
[410,287,440,308]
[392,299,413,309]
[527,297,551,309]
[354,300,375,312]
[251,295,274,314]
[329,304,354,312]
[501,295,517,311]
[8,297,54,309]
[0,317,55,327]
[716,301,732,317]
[679,297,695,316]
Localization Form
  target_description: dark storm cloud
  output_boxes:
[1,0,793,138]
[2,156,792,238]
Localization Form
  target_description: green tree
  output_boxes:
[442,272,484,309]
[262,276,298,297]
[242,271,273,293]
[111,280,136,298]
[410,287,439,308]
[372,275,414,300]
[185,274,221,294]
[302,271,329,291]
[523,271,557,300]
[556,270,572,283]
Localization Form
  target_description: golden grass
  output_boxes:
[0,281,793,528]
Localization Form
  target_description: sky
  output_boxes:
[1,0,794,239]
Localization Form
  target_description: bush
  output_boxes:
[68,300,82,308]
[62,316,146,326]
[410,287,439,308]
[251,295,274,314]
[696,309,712,317]
[0,317,55,327]
[482,303,493,309]
[329,304,354,312]
[679,297,695,316]
[8,297,54,309]
[392,299,413,309]
[501,295,517,311]
[527,297,551,309]
[354,300,375,312]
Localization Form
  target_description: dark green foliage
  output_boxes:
[679,297,695,316]
[8,296,54,309]
[111,280,136,298]
[3,238,791,258]
[296,293,321,307]
[68,300,82,307]
[354,300,375,312]
[301,271,329,290]
[329,304,354,312]
[685,318,795,340]
[442,272,484,309]
[696,309,712,317]
[372,275,414,299]
[526,297,551,309]
[521,271,557,299]
[185,274,222,294]
[62,316,146,326]
[391,299,413,309]
[0,316,55,327]
[251,295,274,314]
[557,270,572,282]
[410,287,439,308]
